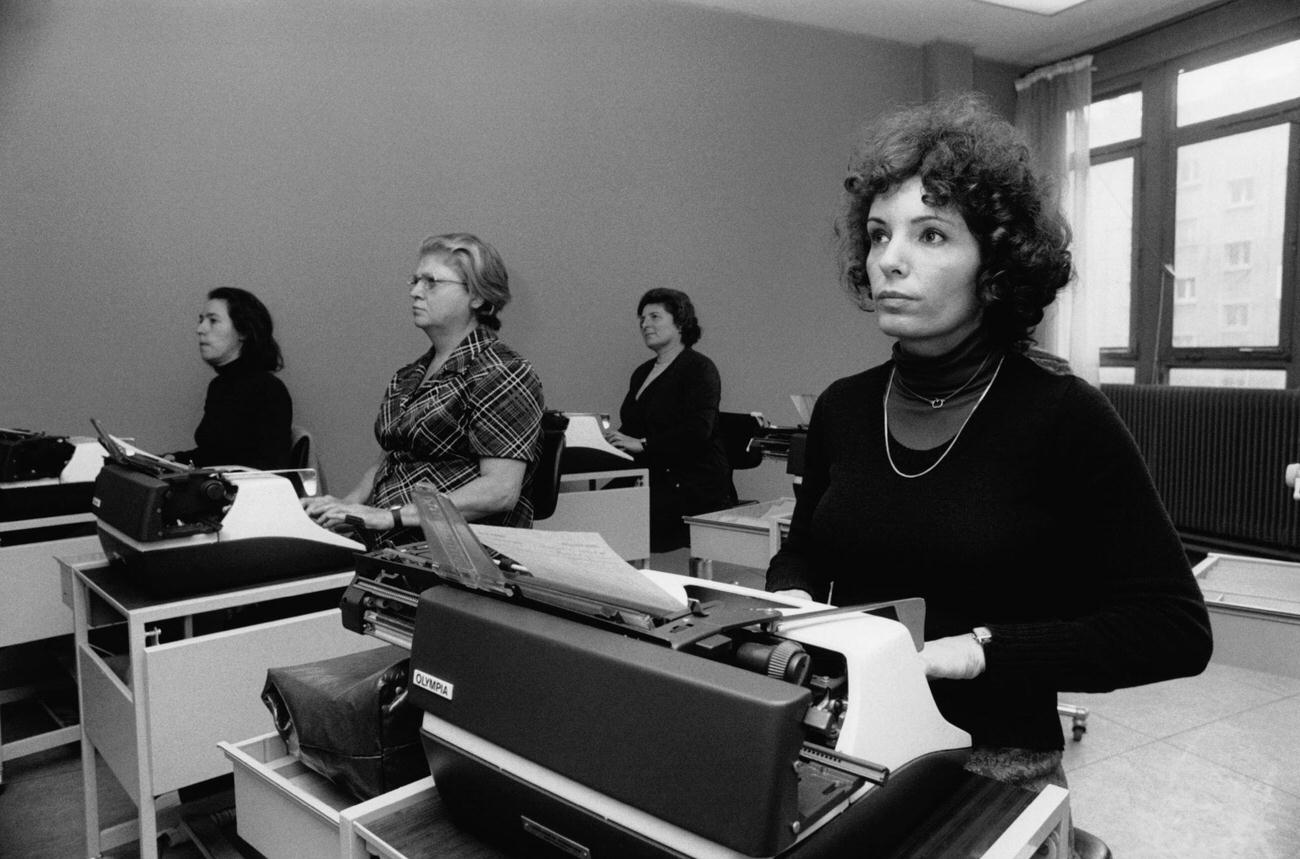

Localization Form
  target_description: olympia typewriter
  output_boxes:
[339,485,976,858]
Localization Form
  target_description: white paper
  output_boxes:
[470,523,685,613]
[564,413,632,460]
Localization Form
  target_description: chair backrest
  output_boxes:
[289,425,327,494]
[530,411,569,522]
[289,426,313,469]
[718,411,764,471]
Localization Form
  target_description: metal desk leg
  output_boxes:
[129,617,161,859]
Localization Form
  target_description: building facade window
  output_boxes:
[1088,27,1300,387]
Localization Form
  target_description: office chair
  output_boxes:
[530,411,569,522]
[289,425,327,494]
[1073,828,1113,859]
[718,411,764,505]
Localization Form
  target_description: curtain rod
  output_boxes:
[1016,54,1094,91]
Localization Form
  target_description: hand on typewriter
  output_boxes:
[302,495,390,532]
[603,429,644,455]
[920,634,986,681]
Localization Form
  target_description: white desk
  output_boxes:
[222,728,1069,859]
[0,512,100,786]
[66,553,383,859]
[684,497,794,578]
[535,468,650,563]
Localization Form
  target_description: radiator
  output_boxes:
[1101,384,1300,561]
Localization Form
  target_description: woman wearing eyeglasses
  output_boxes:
[303,233,543,542]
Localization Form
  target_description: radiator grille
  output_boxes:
[1101,384,1300,561]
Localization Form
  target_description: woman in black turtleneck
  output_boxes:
[172,287,293,471]
[766,95,1211,824]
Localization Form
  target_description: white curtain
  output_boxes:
[1015,55,1095,384]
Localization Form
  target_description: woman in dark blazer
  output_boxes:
[605,288,733,552]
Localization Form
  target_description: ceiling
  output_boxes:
[671,0,1227,67]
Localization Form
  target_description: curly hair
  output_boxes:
[637,287,702,347]
[418,233,511,331]
[837,93,1073,349]
[207,287,283,371]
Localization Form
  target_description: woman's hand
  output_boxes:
[603,429,644,455]
[301,495,391,531]
[920,634,986,680]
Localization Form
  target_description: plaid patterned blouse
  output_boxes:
[368,327,543,535]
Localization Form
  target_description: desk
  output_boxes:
[66,554,384,859]
[684,497,794,579]
[0,512,100,786]
[535,468,650,563]
[223,728,1069,859]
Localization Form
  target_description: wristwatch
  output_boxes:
[389,504,405,529]
[971,626,993,647]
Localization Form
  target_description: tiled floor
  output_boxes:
[3,555,1298,858]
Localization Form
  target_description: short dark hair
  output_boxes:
[207,286,283,371]
[637,288,702,347]
[837,93,1073,349]
[418,233,511,331]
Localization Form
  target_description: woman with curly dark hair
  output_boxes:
[604,287,732,552]
[767,94,1210,830]
[171,286,293,470]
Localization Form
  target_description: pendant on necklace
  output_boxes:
[929,398,945,409]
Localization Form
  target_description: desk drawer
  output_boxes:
[222,732,359,859]
[145,609,383,794]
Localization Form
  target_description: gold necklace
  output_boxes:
[891,352,992,409]
[884,355,1004,479]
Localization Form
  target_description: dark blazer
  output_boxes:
[618,347,733,551]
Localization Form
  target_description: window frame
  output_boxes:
[1092,23,1300,386]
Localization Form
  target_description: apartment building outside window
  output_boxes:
[1087,30,1300,388]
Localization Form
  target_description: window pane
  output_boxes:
[1178,39,1300,126]
[1090,91,1142,148]
[1085,158,1134,349]
[1171,125,1288,349]
[1098,366,1136,385]
[1167,368,1287,388]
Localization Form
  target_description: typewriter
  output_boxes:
[89,419,362,596]
[340,486,973,858]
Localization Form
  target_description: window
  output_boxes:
[1223,302,1250,329]
[1090,29,1300,387]
[1224,240,1252,269]
[1228,177,1255,206]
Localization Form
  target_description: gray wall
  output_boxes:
[0,0,1018,501]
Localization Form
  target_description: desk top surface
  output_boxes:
[62,552,356,618]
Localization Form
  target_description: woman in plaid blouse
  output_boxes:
[303,234,544,544]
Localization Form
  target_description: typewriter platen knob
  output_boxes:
[736,639,811,686]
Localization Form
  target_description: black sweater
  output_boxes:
[767,352,1212,750]
[175,355,293,471]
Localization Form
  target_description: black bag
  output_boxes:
[261,645,427,801]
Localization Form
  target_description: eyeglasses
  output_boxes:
[408,274,467,289]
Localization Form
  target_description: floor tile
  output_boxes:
[1062,664,1287,739]
[1067,740,1300,858]
[1165,694,1300,799]
[1060,711,1158,773]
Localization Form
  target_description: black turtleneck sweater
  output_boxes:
[766,342,1212,751]
[174,355,293,471]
